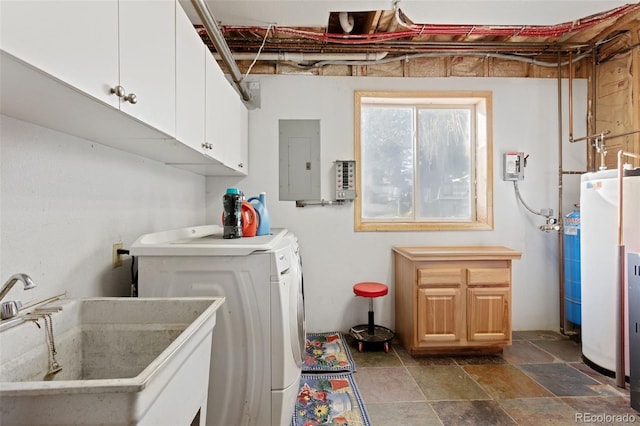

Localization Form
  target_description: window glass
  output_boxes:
[355,91,492,231]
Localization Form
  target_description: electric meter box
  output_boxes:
[503,152,525,181]
[335,160,356,200]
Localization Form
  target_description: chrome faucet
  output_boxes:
[0,273,36,320]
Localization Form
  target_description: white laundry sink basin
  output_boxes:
[0,296,225,426]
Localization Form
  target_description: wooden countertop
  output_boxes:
[393,246,522,261]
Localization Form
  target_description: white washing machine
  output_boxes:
[131,226,305,426]
[580,170,640,377]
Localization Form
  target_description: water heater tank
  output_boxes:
[580,170,640,377]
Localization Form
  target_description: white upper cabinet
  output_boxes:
[0,0,120,108]
[0,0,247,175]
[205,52,249,175]
[175,3,207,157]
[118,0,176,137]
[0,0,176,136]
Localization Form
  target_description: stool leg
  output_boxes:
[368,298,374,335]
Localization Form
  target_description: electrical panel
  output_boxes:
[503,152,526,181]
[335,160,356,200]
[278,119,321,201]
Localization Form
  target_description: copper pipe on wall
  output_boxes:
[569,52,574,142]
[590,49,598,171]
[557,52,566,334]
[572,128,640,143]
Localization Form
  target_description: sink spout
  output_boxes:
[0,274,36,319]
[0,273,36,302]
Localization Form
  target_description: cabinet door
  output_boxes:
[205,53,249,174]
[0,0,119,108]
[175,2,206,155]
[467,286,511,342]
[417,287,463,345]
[118,0,175,136]
[205,52,230,163]
[224,93,249,173]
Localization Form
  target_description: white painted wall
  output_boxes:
[206,75,588,333]
[1,115,206,307]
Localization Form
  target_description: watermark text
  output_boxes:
[575,412,636,423]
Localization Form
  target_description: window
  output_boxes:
[355,91,493,231]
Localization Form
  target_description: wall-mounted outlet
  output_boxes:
[112,242,123,268]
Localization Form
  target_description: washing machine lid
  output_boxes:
[131,225,289,256]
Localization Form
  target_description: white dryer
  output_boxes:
[131,226,305,426]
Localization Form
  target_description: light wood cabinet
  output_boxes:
[393,246,521,355]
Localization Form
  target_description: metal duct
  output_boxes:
[191,0,252,103]
[214,51,388,62]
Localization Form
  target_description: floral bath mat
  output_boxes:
[292,373,371,426]
[303,332,356,372]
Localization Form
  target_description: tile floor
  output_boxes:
[349,331,638,425]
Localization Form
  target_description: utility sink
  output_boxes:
[0,296,225,426]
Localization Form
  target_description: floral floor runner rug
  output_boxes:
[291,373,371,426]
[303,332,356,373]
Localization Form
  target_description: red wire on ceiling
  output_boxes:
[219,3,640,44]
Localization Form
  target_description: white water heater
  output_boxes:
[580,169,640,377]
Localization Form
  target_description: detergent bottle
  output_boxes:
[222,188,243,239]
[248,192,271,236]
[241,201,258,237]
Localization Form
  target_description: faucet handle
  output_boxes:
[1,300,22,320]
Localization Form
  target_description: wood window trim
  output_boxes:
[354,90,494,232]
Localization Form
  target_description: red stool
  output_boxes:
[349,282,394,352]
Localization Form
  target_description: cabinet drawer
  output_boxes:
[418,268,463,286]
[467,268,510,286]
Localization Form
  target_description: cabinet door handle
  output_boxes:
[123,93,137,104]
[238,162,244,168]
[110,85,126,98]
[111,86,137,104]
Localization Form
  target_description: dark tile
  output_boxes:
[394,345,458,366]
[430,400,517,426]
[499,397,576,425]
[349,344,403,368]
[353,367,424,403]
[569,362,630,395]
[407,365,490,401]
[501,340,556,364]
[365,402,442,426]
[519,363,601,397]
[561,396,640,423]
[513,330,564,341]
[530,338,582,362]
[464,364,554,399]
[454,354,507,365]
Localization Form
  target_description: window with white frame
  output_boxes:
[354,91,493,231]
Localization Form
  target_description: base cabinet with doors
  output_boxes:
[393,246,522,355]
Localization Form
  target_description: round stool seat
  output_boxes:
[353,282,388,298]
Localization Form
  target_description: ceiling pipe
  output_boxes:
[215,51,388,62]
[191,0,252,103]
[339,12,354,33]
